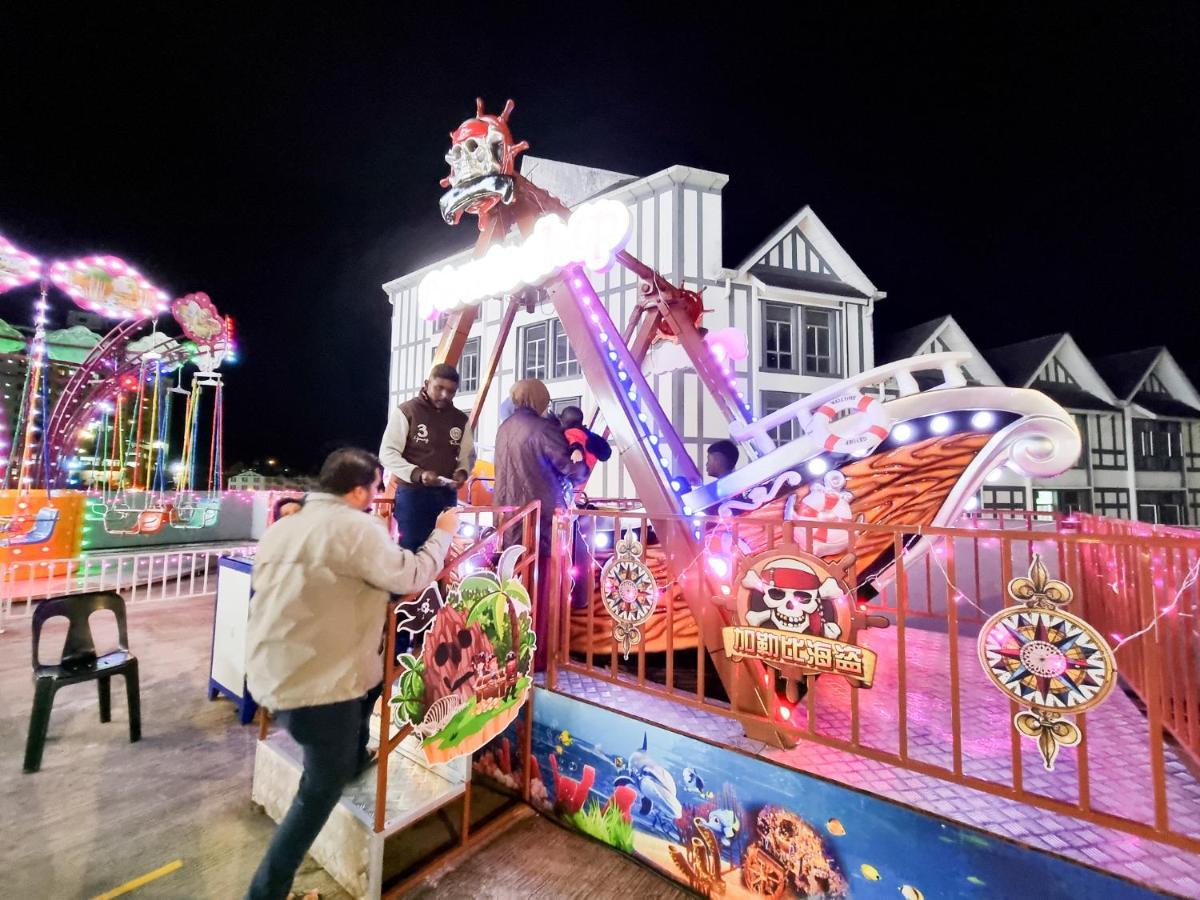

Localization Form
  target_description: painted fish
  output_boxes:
[826,818,846,836]
[701,809,741,846]
[966,876,987,887]
[613,733,683,835]
[554,745,563,755]
[860,863,882,881]
[559,730,573,747]
[681,766,706,796]
[612,756,625,770]
[900,887,924,900]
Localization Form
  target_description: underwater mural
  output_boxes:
[525,689,1160,899]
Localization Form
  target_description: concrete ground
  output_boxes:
[0,595,685,899]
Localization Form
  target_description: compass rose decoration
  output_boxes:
[978,554,1116,770]
[600,533,660,659]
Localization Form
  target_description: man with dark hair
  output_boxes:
[379,363,475,550]
[245,447,457,900]
[706,439,740,479]
[271,494,305,522]
[559,405,612,476]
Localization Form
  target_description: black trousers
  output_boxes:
[246,683,382,900]
[393,484,456,551]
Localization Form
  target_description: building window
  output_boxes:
[550,396,582,417]
[761,390,801,444]
[1144,373,1168,395]
[1072,414,1088,470]
[1091,414,1126,469]
[761,302,840,376]
[762,303,796,373]
[552,320,580,379]
[982,487,1026,511]
[1188,422,1200,473]
[1133,419,1182,472]
[1190,489,1200,525]
[520,322,550,380]
[460,337,480,393]
[522,319,577,381]
[1033,488,1092,515]
[1095,488,1130,519]
[1137,490,1186,525]
[803,307,837,375]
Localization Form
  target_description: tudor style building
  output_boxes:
[878,318,1200,524]
[384,156,1198,524]
[383,157,881,500]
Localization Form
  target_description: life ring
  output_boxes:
[805,393,890,456]
[783,472,854,554]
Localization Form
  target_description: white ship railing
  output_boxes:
[732,351,972,456]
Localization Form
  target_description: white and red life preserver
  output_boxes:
[785,471,854,554]
[805,392,890,456]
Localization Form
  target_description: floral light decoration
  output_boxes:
[600,533,661,658]
[0,235,42,294]
[977,553,1117,770]
[49,255,169,318]
[171,291,227,346]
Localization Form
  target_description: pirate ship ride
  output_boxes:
[424,97,1079,729]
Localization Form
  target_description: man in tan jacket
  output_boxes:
[245,447,457,900]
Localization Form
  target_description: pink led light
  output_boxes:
[0,234,43,293]
[49,254,167,318]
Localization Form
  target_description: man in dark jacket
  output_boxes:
[379,363,475,550]
[494,379,589,670]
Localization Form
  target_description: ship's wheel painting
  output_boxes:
[977,554,1116,770]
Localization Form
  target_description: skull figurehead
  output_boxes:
[439,98,530,228]
[743,559,843,639]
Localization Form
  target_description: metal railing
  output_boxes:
[374,503,540,833]
[1,544,257,625]
[546,506,1200,855]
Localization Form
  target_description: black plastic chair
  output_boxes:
[24,591,141,773]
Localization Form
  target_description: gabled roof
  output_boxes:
[1034,383,1121,413]
[875,316,951,364]
[749,264,868,299]
[1092,346,1200,416]
[736,206,877,298]
[1091,348,1163,401]
[1133,392,1200,418]
[875,315,1002,385]
[982,334,1067,388]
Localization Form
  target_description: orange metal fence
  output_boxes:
[374,502,540,833]
[546,507,1200,855]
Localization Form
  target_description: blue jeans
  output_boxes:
[246,684,381,900]
[393,484,456,551]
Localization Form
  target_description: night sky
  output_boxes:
[3,7,1197,470]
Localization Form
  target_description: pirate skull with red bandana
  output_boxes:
[742,560,843,639]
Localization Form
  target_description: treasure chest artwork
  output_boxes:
[977,554,1116,770]
[600,533,661,659]
[741,806,848,899]
[724,547,884,702]
[388,546,535,764]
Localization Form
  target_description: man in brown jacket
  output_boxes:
[245,447,457,900]
[379,363,475,550]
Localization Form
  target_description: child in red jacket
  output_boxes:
[560,406,612,475]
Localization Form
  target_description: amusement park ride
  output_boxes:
[0,235,233,558]
[420,98,1081,738]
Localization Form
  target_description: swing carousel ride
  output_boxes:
[0,234,234,561]
[420,98,1081,731]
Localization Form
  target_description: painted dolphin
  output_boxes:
[614,734,683,833]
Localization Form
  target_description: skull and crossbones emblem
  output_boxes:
[742,561,843,640]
